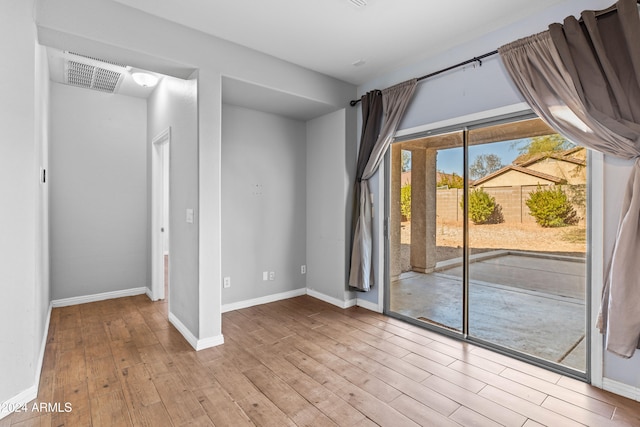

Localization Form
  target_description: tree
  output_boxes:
[513,134,574,163]
[400,183,411,220]
[401,150,411,172]
[436,171,463,189]
[469,154,503,180]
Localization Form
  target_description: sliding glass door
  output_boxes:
[387,114,588,375]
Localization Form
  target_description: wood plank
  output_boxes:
[500,368,616,418]
[119,363,161,410]
[389,394,461,427]
[403,352,487,394]
[477,385,583,427]
[243,365,337,427]
[447,359,547,404]
[151,370,207,425]
[423,375,527,426]
[541,395,628,427]
[90,389,133,427]
[194,383,254,427]
[335,384,420,427]
[449,406,503,427]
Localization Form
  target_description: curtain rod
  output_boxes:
[349,50,498,107]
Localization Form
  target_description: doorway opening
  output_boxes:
[387,114,589,377]
[152,127,171,303]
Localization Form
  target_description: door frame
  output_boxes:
[151,127,171,301]
[383,103,602,382]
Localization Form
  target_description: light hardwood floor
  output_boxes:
[2,294,639,426]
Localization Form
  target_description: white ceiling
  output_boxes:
[111,0,567,85]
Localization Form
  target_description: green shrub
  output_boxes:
[400,183,411,221]
[463,188,502,224]
[526,185,578,227]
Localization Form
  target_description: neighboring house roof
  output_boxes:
[513,146,586,167]
[473,165,565,186]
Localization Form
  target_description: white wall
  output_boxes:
[34,42,51,389]
[306,109,357,305]
[50,83,148,300]
[221,105,307,306]
[0,0,48,408]
[147,75,200,335]
[34,0,356,346]
[356,0,640,391]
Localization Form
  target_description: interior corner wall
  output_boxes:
[50,83,148,300]
[147,75,199,335]
[0,0,39,407]
[221,104,307,306]
[306,108,356,304]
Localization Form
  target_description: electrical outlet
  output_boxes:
[269,271,275,281]
[263,271,269,281]
[223,277,231,288]
[301,265,306,274]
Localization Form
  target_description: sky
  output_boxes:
[432,138,527,176]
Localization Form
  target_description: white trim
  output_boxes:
[394,102,531,139]
[168,312,224,351]
[0,385,38,419]
[602,378,640,402]
[51,287,148,307]
[356,297,383,313]
[168,312,198,349]
[151,127,171,303]
[306,289,356,309]
[195,335,225,351]
[590,150,604,388]
[145,287,154,301]
[34,303,52,387]
[222,288,307,313]
[0,303,52,420]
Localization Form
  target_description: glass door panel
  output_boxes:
[388,116,587,374]
[389,131,464,332]
[466,125,587,371]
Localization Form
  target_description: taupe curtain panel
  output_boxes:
[350,90,383,257]
[349,80,417,291]
[499,0,640,358]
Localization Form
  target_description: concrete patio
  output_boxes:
[390,250,587,371]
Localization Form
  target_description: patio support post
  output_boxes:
[390,144,402,281]
[411,148,437,273]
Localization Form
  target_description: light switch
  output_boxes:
[186,208,194,223]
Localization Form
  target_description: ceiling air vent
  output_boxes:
[68,52,126,68]
[63,52,126,94]
[349,0,367,7]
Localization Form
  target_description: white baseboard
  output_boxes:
[195,334,225,351]
[168,312,224,351]
[1,303,52,420]
[356,297,383,313]
[51,287,148,307]
[0,385,38,419]
[306,289,356,309]
[35,303,52,387]
[602,378,640,402]
[145,287,154,301]
[222,288,307,313]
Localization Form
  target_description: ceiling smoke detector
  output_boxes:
[349,0,367,7]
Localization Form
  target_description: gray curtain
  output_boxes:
[349,79,417,291]
[350,90,383,258]
[499,0,640,358]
